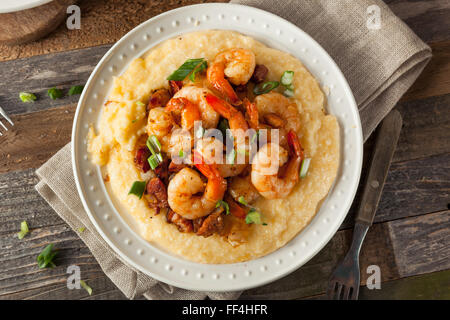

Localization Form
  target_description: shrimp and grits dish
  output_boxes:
[88,30,340,264]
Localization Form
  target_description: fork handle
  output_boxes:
[356,110,402,226]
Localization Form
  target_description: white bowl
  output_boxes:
[72,3,363,292]
[0,0,53,13]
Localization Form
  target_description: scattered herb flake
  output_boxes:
[216,200,230,215]
[238,196,248,206]
[68,85,84,96]
[245,209,264,225]
[19,92,37,103]
[80,280,93,295]
[47,87,63,100]
[78,227,86,233]
[37,244,57,269]
[17,221,29,239]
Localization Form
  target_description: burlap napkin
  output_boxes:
[35,0,431,300]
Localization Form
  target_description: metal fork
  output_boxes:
[326,110,403,300]
[0,106,14,136]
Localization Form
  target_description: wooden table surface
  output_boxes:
[0,0,449,300]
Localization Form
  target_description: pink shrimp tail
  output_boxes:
[287,130,304,160]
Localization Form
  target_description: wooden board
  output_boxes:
[0,0,76,45]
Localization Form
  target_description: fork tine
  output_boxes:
[0,107,14,126]
[0,119,8,131]
[337,284,345,300]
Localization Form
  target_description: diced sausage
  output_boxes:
[146,177,168,207]
[196,209,225,238]
[166,209,193,233]
[251,64,268,84]
[153,158,169,183]
[134,146,151,173]
[147,89,171,111]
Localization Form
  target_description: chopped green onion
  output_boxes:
[136,101,145,107]
[179,149,184,158]
[68,85,84,96]
[238,196,248,206]
[253,81,280,95]
[245,209,264,225]
[148,154,161,170]
[17,221,29,239]
[19,92,37,103]
[189,60,208,82]
[146,135,162,155]
[283,88,295,97]
[167,58,205,81]
[47,87,63,100]
[128,181,146,199]
[226,148,236,165]
[37,244,57,269]
[80,280,93,295]
[216,200,230,215]
[281,71,294,86]
[300,158,311,178]
[78,227,86,233]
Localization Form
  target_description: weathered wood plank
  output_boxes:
[1,40,448,117]
[304,269,450,300]
[242,210,449,299]
[0,105,75,174]
[0,0,445,62]
[386,0,450,43]
[401,41,450,102]
[0,45,109,116]
[388,211,450,277]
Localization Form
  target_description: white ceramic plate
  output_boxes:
[0,0,52,13]
[72,3,363,292]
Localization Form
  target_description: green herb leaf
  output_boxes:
[128,181,146,199]
[238,196,248,206]
[80,280,93,295]
[19,92,37,103]
[78,227,86,233]
[253,81,280,95]
[245,209,264,225]
[37,244,57,269]
[189,60,208,82]
[216,200,230,215]
[179,149,184,158]
[68,85,84,96]
[167,58,205,81]
[47,87,63,100]
[17,221,29,239]
[300,158,311,178]
[280,71,294,86]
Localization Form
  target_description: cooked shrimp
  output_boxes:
[195,137,246,177]
[173,86,220,128]
[228,175,260,204]
[167,156,227,219]
[166,97,201,130]
[147,107,176,153]
[251,130,304,199]
[207,48,256,105]
[254,92,302,148]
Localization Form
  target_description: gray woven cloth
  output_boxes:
[35,0,430,300]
